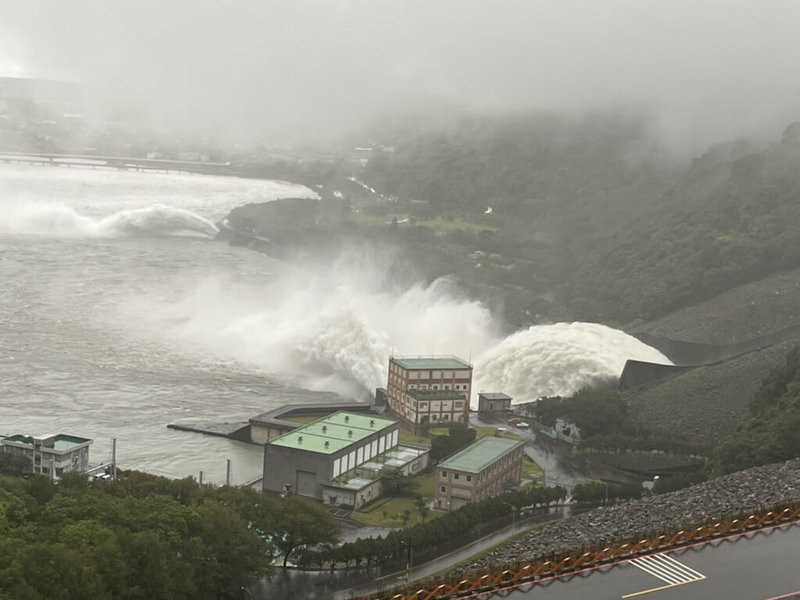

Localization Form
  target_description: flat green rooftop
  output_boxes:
[437,436,524,474]
[1,434,91,450]
[268,411,397,455]
[391,356,471,370]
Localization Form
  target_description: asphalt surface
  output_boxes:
[460,522,800,600]
[334,508,568,600]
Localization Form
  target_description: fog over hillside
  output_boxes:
[2,1,800,151]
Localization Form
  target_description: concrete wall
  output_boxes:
[620,325,800,390]
[250,422,294,445]
[263,445,333,498]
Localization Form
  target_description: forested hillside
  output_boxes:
[354,116,800,325]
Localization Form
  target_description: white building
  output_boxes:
[0,433,92,478]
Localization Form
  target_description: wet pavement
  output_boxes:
[470,412,641,492]
[476,522,800,600]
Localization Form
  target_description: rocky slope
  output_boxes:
[455,457,800,574]
[622,268,800,445]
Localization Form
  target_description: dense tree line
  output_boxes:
[532,388,702,456]
[0,471,339,599]
[652,471,708,495]
[571,481,644,505]
[300,485,566,570]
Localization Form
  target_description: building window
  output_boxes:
[466,475,472,482]
[455,401,463,408]
[454,473,459,480]
[440,486,446,493]
[441,470,447,478]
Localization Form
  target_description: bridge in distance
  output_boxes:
[459,522,799,600]
[0,151,234,175]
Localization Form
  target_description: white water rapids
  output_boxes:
[0,164,670,483]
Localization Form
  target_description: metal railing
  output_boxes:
[357,503,800,600]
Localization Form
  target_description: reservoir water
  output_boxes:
[0,164,670,485]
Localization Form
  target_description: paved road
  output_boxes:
[333,508,567,600]
[460,522,800,600]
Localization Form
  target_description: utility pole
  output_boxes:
[400,540,412,584]
[111,438,117,479]
[503,502,517,534]
[226,458,231,486]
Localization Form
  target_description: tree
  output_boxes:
[709,346,800,475]
[192,501,273,598]
[272,496,340,568]
[0,471,277,598]
[0,453,31,476]
[380,467,420,497]
[430,424,477,461]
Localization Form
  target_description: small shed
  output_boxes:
[477,392,512,414]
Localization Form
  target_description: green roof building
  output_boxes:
[435,436,525,511]
[263,411,429,509]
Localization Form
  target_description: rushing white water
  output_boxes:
[4,202,220,237]
[0,164,669,483]
[473,323,671,402]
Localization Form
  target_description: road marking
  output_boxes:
[622,553,705,598]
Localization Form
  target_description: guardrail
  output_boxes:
[359,503,800,600]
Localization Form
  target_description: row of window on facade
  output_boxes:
[331,429,399,478]
[403,411,464,423]
[407,384,469,391]
[389,374,471,388]
[407,399,465,409]
[388,365,466,380]
[440,470,473,483]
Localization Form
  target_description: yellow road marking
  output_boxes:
[622,575,706,598]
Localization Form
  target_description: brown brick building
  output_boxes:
[386,356,473,432]
[434,436,525,511]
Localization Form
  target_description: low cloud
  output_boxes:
[2,1,800,150]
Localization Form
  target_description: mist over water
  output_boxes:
[0,165,671,482]
[129,246,671,404]
[137,258,500,400]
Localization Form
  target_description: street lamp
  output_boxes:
[502,502,517,534]
[399,540,413,584]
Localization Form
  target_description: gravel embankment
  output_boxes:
[456,457,800,573]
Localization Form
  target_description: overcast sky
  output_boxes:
[2,0,800,150]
